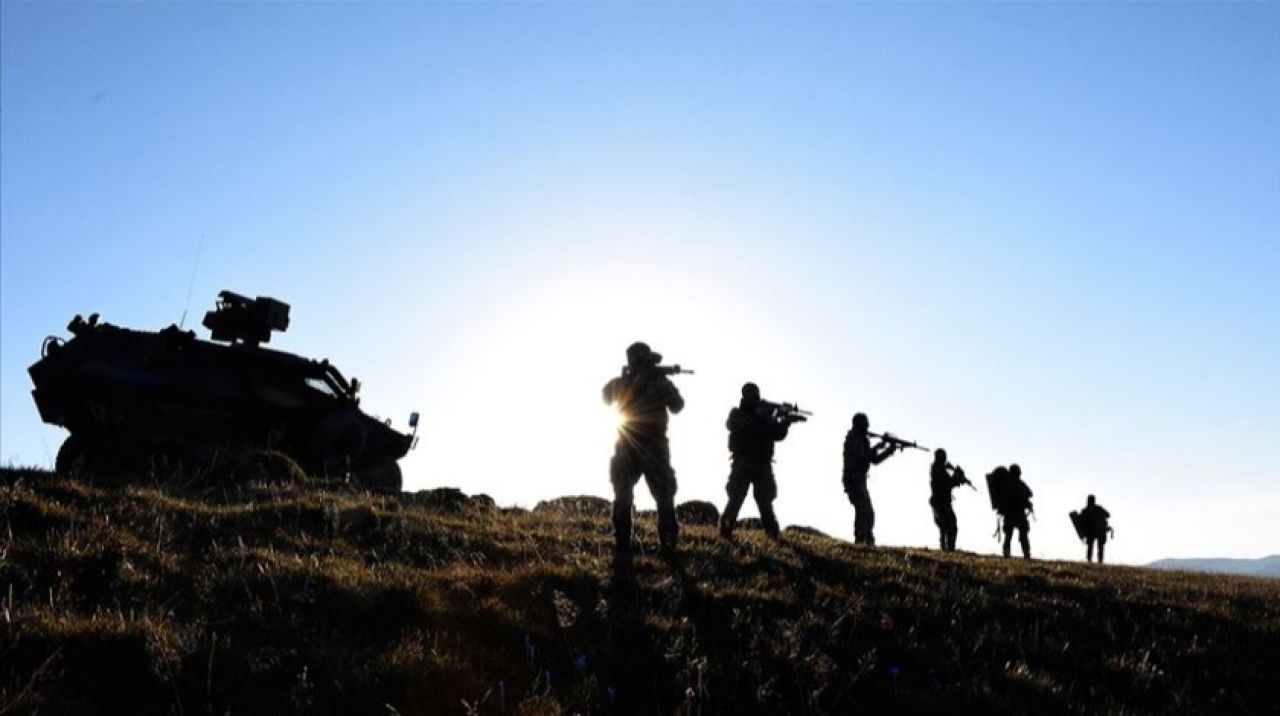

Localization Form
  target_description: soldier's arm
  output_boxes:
[870,443,896,464]
[663,379,685,414]
[602,377,622,406]
[771,420,790,441]
[726,407,746,431]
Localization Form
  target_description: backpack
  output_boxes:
[1069,510,1087,541]
[986,468,1012,513]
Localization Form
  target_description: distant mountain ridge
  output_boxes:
[1147,555,1280,579]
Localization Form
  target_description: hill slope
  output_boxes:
[1147,555,1280,579]
[2,467,1278,715]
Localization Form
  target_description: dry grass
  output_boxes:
[2,466,1277,715]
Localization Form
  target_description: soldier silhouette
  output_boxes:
[996,464,1034,559]
[929,449,971,551]
[602,342,684,555]
[842,412,901,546]
[718,382,803,540]
[1078,495,1112,563]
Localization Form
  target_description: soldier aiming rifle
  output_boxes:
[929,449,975,552]
[602,342,690,555]
[842,414,918,545]
[719,384,808,540]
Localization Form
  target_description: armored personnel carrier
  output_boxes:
[28,290,417,490]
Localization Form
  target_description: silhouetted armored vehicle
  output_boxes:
[28,290,417,490]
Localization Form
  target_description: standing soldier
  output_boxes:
[929,449,972,551]
[1074,495,1113,563]
[602,342,685,555]
[842,413,901,546]
[718,382,806,540]
[990,464,1034,559]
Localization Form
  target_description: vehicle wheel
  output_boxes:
[356,462,402,492]
[55,436,89,477]
[55,436,128,484]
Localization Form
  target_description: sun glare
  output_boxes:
[414,261,779,506]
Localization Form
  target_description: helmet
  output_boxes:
[626,341,661,367]
[741,382,760,401]
[852,412,869,429]
[1009,464,1021,478]
[935,448,947,461]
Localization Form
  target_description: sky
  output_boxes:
[2,2,1277,565]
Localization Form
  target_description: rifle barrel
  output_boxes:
[868,431,929,451]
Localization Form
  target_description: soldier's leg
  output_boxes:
[843,476,858,542]
[610,450,641,552]
[865,489,876,546]
[753,466,780,539]
[1019,521,1031,560]
[1002,520,1013,558]
[720,460,752,537]
[931,502,946,550]
[852,482,874,545]
[642,441,679,553]
[1086,537,1095,562]
[1098,536,1106,564]
[943,506,958,552]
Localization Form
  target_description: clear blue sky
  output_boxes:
[3,2,1277,564]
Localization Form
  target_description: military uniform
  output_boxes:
[1080,500,1111,563]
[842,417,896,546]
[929,460,968,551]
[603,348,684,553]
[720,396,791,539]
[999,469,1033,559]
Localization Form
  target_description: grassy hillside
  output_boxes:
[2,467,1278,715]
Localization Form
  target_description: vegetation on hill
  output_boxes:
[2,466,1278,715]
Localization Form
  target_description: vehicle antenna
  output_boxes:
[178,234,206,329]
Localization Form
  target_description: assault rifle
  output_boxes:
[760,399,812,423]
[869,431,929,453]
[654,364,694,376]
[622,364,695,378]
[948,464,979,491]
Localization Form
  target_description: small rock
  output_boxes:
[676,500,719,526]
[784,524,832,539]
[534,496,612,518]
[408,487,471,513]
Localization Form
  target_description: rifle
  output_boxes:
[760,399,812,423]
[948,464,978,492]
[869,431,929,453]
[654,364,694,376]
[622,364,695,379]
